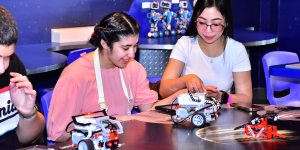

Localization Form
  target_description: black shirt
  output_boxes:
[0,54,27,88]
[0,54,27,149]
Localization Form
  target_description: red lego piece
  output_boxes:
[244,117,286,139]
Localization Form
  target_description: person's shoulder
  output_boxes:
[124,59,145,72]
[174,36,196,52]
[8,54,26,75]
[61,56,94,80]
[226,37,246,53]
[226,37,249,62]
[178,36,195,43]
[9,54,24,66]
[123,60,148,82]
[227,37,245,48]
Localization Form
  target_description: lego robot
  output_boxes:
[172,91,220,127]
[147,1,163,38]
[234,113,286,139]
[66,110,124,150]
[160,1,176,36]
[175,1,192,35]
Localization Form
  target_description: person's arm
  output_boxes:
[207,71,252,104]
[138,89,187,112]
[159,58,206,98]
[47,75,83,143]
[205,71,252,104]
[55,126,74,143]
[16,112,45,144]
[139,71,252,111]
[228,42,252,103]
[231,71,252,103]
[9,72,45,144]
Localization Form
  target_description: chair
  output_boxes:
[39,90,54,146]
[38,47,96,107]
[67,47,96,65]
[147,76,162,83]
[262,51,300,106]
[38,47,96,103]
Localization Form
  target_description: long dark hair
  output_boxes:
[185,0,233,48]
[89,12,140,53]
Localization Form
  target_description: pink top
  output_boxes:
[47,54,158,141]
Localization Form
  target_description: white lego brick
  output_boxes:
[51,26,94,43]
[142,2,151,8]
[172,0,180,3]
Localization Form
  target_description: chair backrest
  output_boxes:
[40,90,53,128]
[147,77,162,83]
[67,47,96,65]
[262,51,299,105]
[39,90,54,146]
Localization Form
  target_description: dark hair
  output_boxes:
[185,0,233,48]
[89,12,140,53]
[0,6,18,46]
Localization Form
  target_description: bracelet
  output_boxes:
[220,90,229,104]
[228,93,232,104]
[18,105,38,119]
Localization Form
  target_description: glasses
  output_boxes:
[194,21,226,32]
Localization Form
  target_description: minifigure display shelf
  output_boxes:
[128,0,193,38]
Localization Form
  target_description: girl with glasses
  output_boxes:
[159,0,252,105]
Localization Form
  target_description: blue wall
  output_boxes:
[277,0,300,54]
[231,0,261,30]
[1,0,133,45]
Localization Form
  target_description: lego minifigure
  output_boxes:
[160,1,176,36]
[147,1,163,38]
[175,1,192,35]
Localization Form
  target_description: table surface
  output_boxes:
[15,41,92,75]
[269,63,300,79]
[233,28,278,47]
[21,107,300,150]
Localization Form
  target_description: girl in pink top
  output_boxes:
[47,12,184,142]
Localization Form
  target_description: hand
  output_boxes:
[185,74,207,93]
[9,72,36,116]
[205,85,222,102]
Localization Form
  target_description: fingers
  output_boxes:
[187,82,197,93]
[193,79,206,93]
[205,86,218,92]
[25,89,37,99]
[14,81,33,89]
[198,80,207,94]
[10,72,23,78]
[205,85,219,97]
[10,72,29,83]
[187,79,206,93]
[10,72,33,90]
[185,74,207,93]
